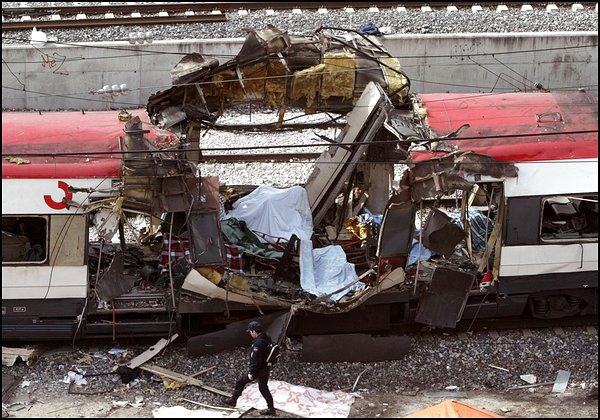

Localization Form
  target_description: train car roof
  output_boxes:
[412,90,598,162]
[2,109,176,179]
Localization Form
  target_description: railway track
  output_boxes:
[392,314,598,335]
[2,2,590,31]
[0,2,561,17]
[2,14,226,30]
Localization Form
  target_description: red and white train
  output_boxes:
[2,89,597,341]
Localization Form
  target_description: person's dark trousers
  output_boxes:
[232,370,274,408]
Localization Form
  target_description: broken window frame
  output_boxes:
[540,193,598,243]
[2,216,49,264]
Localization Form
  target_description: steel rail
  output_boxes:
[2,2,584,32]
[1,3,558,17]
[2,14,227,31]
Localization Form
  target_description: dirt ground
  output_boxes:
[3,384,597,418]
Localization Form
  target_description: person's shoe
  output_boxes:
[222,397,237,407]
[259,407,276,415]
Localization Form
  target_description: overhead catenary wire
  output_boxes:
[3,129,597,159]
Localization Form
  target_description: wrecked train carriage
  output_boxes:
[2,88,598,342]
[374,90,598,326]
[146,25,410,136]
[278,85,598,330]
[1,109,206,340]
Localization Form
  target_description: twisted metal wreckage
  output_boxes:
[2,26,597,359]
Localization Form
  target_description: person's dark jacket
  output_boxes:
[249,332,272,376]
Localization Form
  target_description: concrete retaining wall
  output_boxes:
[2,32,597,111]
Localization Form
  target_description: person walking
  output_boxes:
[224,321,276,415]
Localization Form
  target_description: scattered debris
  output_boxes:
[62,366,87,386]
[520,374,537,384]
[552,370,571,394]
[127,334,179,369]
[507,382,554,391]
[351,368,370,392]
[2,347,38,367]
[139,364,230,397]
[489,365,510,372]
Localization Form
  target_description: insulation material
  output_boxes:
[204,71,242,114]
[237,63,267,102]
[322,52,355,100]
[196,267,222,285]
[380,57,410,101]
[290,64,326,113]
[264,61,288,116]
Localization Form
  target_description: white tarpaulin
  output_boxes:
[237,380,356,418]
[299,241,364,301]
[225,185,313,241]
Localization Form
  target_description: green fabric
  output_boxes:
[220,218,284,260]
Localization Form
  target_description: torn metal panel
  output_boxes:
[236,24,291,62]
[410,172,474,201]
[266,310,293,345]
[415,266,475,328]
[147,25,410,129]
[293,267,404,315]
[95,252,135,301]
[188,211,226,265]
[551,370,571,393]
[170,53,219,85]
[304,82,390,226]
[301,333,410,362]
[126,333,179,369]
[181,268,290,307]
[377,201,415,272]
[408,151,517,200]
[158,175,191,213]
[187,311,288,357]
[421,208,465,258]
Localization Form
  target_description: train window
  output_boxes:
[540,194,598,242]
[2,216,48,263]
